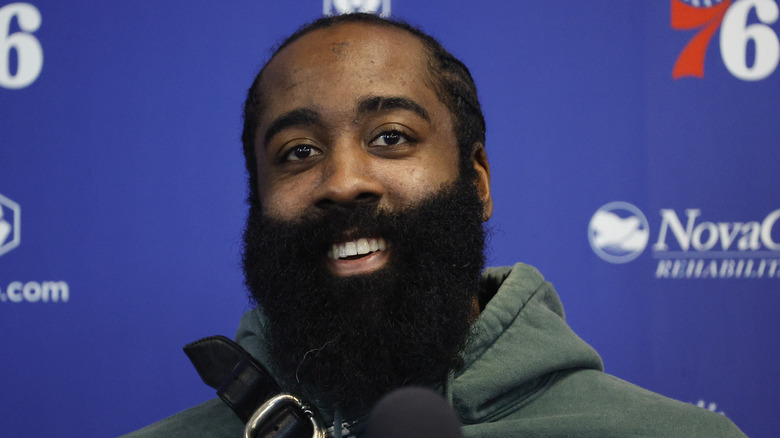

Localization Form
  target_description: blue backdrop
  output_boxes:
[1,1,777,436]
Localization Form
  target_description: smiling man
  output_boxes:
[240,14,491,414]
[126,13,745,438]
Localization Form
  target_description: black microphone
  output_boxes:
[364,387,464,438]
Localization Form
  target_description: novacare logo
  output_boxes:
[589,203,780,279]
[653,209,780,252]
[588,202,650,263]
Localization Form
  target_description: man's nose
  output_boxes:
[313,144,383,211]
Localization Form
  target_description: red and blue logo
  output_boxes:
[672,0,779,80]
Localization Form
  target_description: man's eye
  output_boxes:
[370,130,409,147]
[284,144,321,162]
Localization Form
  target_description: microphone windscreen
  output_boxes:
[364,386,463,438]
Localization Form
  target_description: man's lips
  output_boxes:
[325,237,389,276]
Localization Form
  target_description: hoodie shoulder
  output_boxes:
[457,264,745,437]
[466,369,746,437]
[120,398,243,438]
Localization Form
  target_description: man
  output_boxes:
[126,13,745,437]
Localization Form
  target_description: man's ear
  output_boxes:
[471,142,493,222]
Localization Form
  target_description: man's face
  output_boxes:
[254,23,467,277]
[243,22,491,408]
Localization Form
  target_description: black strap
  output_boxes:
[184,335,282,423]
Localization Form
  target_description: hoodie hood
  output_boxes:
[454,263,603,423]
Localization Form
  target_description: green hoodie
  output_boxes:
[124,263,745,437]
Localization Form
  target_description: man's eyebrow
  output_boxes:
[263,108,321,147]
[356,96,430,122]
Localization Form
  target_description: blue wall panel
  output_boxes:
[1,1,777,436]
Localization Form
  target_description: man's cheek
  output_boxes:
[262,200,297,222]
[259,183,300,220]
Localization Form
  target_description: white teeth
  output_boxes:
[328,237,387,260]
[356,238,370,255]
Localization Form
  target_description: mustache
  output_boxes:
[251,203,387,260]
[253,189,459,258]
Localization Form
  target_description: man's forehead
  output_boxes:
[261,22,428,87]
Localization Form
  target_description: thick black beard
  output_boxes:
[242,174,486,408]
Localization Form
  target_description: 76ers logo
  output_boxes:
[672,0,779,80]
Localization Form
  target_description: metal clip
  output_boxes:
[244,393,327,438]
